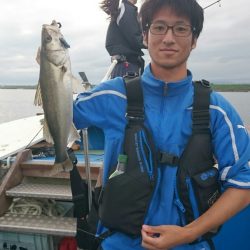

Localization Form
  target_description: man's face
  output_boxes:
[144,7,197,73]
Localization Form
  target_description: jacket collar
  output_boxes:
[141,64,193,97]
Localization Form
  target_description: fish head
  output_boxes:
[41,20,70,66]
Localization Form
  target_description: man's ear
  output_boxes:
[143,32,148,47]
[191,38,197,49]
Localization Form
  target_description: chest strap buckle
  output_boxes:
[158,151,179,166]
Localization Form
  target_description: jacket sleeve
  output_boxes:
[117,2,144,51]
[73,78,127,132]
[210,92,250,190]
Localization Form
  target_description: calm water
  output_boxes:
[0,89,43,124]
[0,89,249,125]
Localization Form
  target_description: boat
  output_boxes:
[0,116,104,249]
[0,115,250,249]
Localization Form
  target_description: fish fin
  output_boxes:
[34,82,43,106]
[35,47,41,65]
[83,82,92,91]
[71,74,85,94]
[61,65,67,73]
[43,118,54,144]
[67,122,81,148]
[48,158,74,176]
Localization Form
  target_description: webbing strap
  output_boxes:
[98,229,114,241]
[124,76,144,123]
[68,148,89,218]
[192,80,211,134]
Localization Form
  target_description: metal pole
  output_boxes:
[82,128,92,211]
[101,59,118,82]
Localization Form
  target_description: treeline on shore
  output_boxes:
[1,84,250,92]
[0,85,37,89]
[211,84,250,92]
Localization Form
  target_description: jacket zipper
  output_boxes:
[157,82,168,148]
[138,130,153,179]
[186,177,200,219]
[163,82,168,96]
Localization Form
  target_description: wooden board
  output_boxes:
[0,115,44,160]
[0,149,31,215]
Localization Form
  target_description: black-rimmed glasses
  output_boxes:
[149,22,195,37]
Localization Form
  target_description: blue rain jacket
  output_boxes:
[73,64,250,250]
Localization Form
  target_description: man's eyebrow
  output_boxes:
[152,19,189,25]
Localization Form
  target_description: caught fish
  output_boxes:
[37,20,81,174]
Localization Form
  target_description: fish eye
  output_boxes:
[45,35,52,42]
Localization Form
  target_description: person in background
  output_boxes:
[73,0,250,249]
[100,0,146,78]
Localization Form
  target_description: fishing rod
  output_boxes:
[203,0,221,10]
[82,128,92,211]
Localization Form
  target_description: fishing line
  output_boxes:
[25,125,43,150]
[203,0,221,10]
[77,227,97,237]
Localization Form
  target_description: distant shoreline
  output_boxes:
[0,85,37,89]
[0,84,250,92]
[211,84,250,92]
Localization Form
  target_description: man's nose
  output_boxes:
[162,28,175,43]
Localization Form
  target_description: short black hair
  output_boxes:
[139,0,204,38]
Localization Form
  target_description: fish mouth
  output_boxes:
[42,24,60,31]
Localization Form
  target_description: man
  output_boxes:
[73,0,250,249]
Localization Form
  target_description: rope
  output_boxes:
[8,198,67,217]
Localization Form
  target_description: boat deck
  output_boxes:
[0,213,76,236]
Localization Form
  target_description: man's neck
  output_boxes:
[150,63,188,83]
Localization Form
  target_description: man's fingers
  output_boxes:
[141,227,161,248]
[142,224,163,234]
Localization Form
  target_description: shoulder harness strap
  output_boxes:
[123,76,144,124]
[192,79,211,134]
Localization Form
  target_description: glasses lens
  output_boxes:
[173,24,191,37]
[150,23,167,35]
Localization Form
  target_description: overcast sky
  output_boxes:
[0,0,249,86]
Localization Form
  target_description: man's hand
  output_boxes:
[141,224,193,250]
[141,188,250,250]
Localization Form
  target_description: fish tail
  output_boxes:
[49,158,73,176]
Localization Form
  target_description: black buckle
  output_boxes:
[67,147,78,165]
[201,79,211,88]
[126,107,144,122]
[124,71,139,78]
[158,152,179,166]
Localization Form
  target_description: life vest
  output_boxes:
[98,76,221,242]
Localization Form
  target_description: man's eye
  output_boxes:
[154,25,165,31]
[175,25,188,32]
